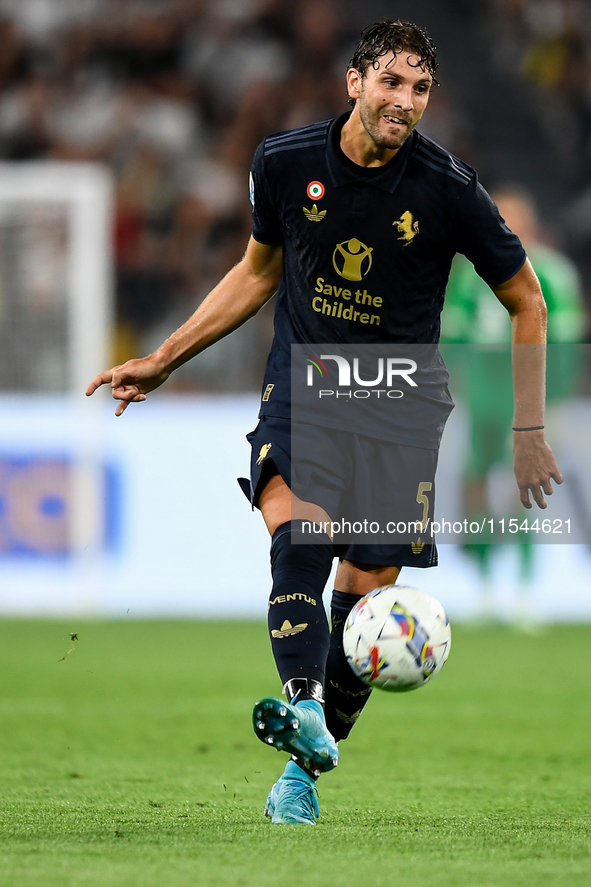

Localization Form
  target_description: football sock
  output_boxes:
[283,758,316,785]
[284,678,324,704]
[324,589,373,741]
[290,755,320,781]
[268,520,333,692]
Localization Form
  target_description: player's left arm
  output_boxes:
[492,258,563,509]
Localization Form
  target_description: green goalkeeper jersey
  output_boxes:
[440,245,585,478]
[441,244,584,346]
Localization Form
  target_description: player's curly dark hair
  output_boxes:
[348,20,439,104]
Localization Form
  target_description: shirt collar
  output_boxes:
[326,111,416,194]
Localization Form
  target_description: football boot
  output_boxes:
[252,696,339,774]
[264,761,319,825]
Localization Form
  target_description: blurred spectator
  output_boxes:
[0,15,28,89]
[0,71,52,159]
[490,0,591,176]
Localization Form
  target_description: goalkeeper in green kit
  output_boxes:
[441,185,585,621]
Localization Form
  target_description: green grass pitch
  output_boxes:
[0,618,590,887]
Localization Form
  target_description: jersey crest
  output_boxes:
[256,443,273,465]
[393,211,419,246]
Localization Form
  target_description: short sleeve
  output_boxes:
[454,176,527,287]
[250,141,283,245]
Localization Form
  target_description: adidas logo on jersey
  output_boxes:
[303,203,327,222]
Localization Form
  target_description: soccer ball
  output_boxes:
[343,585,451,692]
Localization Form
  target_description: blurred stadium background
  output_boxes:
[0,0,590,620]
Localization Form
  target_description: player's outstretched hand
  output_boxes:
[86,356,170,416]
[513,431,563,509]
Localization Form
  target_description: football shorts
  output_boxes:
[238,415,439,568]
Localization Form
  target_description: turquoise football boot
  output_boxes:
[252,696,339,774]
[264,761,319,825]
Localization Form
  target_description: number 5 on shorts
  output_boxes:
[416,482,432,531]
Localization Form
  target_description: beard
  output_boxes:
[357,90,416,151]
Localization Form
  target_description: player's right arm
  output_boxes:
[86,237,283,415]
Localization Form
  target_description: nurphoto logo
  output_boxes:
[305,353,418,399]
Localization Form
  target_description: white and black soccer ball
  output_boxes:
[343,585,451,692]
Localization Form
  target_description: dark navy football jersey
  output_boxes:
[250,112,526,443]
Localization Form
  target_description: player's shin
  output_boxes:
[254,521,338,775]
[267,520,333,694]
[324,589,373,740]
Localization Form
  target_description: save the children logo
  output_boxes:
[332,239,373,281]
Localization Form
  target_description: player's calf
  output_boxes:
[267,520,333,690]
[324,589,373,741]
